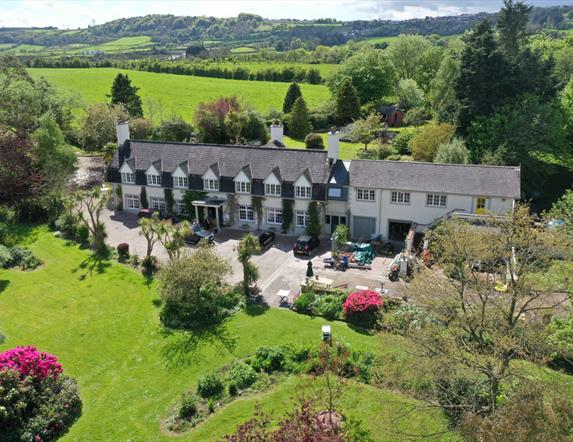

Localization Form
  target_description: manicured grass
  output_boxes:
[28,68,331,120]
[230,46,258,54]
[284,134,365,160]
[0,227,451,440]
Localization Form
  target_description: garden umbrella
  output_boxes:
[306,261,314,279]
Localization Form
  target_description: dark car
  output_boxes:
[256,231,275,250]
[137,209,180,224]
[184,224,215,245]
[293,235,320,256]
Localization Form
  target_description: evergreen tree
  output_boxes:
[288,97,311,139]
[110,73,143,118]
[334,77,361,124]
[455,20,511,134]
[283,82,302,114]
[497,0,532,58]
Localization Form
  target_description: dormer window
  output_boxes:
[121,172,135,184]
[204,179,219,191]
[147,173,161,186]
[174,176,188,189]
[235,181,251,193]
[295,185,312,199]
[265,183,281,196]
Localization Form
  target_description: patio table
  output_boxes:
[276,289,290,304]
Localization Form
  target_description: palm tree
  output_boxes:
[236,233,261,297]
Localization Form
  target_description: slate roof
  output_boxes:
[378,105,400,115]
[349,160,521,199]
[112,140,330,183]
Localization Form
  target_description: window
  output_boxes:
[390,191,410,205]
[266,208,283,224]
[296,210,309,227]
[295,185,312,199]
[235,181,251,193]
[173,176,188,189]
[204,178,219,191]
[325,215,330,224]
[147,173,161,186]
[121,172,135,184]
[357,188,376,202]
[328,187,342,198]
[150,197,166,211]
[175,199,186,214]
[340,216,346,225]
[426,193,447,207]
[125,194,140,209]
[265,183,281,196]
[239,205,254,222]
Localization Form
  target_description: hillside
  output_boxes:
[2,4,572,57]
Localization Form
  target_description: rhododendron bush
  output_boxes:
[0,346,81,441]
[343,290,383,316]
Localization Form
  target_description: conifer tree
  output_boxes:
[283,82,302,114]
[288,97,311,140]
[110,73,143,118]
[334,77,361,124]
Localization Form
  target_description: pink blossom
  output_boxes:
[343,290,383,317]
[0,346,62,380]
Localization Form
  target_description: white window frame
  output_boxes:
[266,208,283,225]
[121,172,135,184]
[295,185,312,199]
[125,194,140,209]
[175,199,186,215]
[239,205,254,222]
[356,188,376,202]
[235,181,251,194]
[426,193,447,207]
[203,178,219,191]
[390,191,410,205]
[146,173,161,186]
[265,183,281,197]
[149,197,166,211]
[296,210,309,228]
[173,176,188,189]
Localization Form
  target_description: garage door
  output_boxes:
[352,216,376,240]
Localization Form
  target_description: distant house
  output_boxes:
[378,105,404,127]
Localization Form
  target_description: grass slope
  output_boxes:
[0,227,453,440]
[28,68,331,120]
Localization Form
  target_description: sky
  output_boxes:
[1,0,573,29]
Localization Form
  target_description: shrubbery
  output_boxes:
[312,294,343,319]
[343,290,383,327]
[226,362,257,390]
[304,133,325,149]
[0,245,42,270]
[293,292,315,313]
[179,393,198,419]
[0,346,82,441]
[197,372,224,398]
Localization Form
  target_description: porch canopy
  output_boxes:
[191,198,225,227]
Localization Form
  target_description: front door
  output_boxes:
[476,197,488,214]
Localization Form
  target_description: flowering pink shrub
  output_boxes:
[343,290,383,317]
[0,346,62,380]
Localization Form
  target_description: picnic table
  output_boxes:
[301,277,334,292]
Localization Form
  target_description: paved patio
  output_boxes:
[102,209,402,307]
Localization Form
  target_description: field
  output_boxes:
[28,68,331,120]
[0,227,454,441]
[0,36,153,56]
[284,134,364,160]
[230,46,258,54]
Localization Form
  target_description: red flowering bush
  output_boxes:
[343,290,383,317]
[0,346,62,380]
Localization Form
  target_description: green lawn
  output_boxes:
[28,68,331,120]
[0,227,454,440]
[230,46,258,54]
[284,134,364,160]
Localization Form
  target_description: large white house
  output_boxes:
[107,122,521,241]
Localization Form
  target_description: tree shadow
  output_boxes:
[0,280,10,294]
[161,321,238,369]
[244,300,270,316]
[71,250,111,280]
[347,322,375,336]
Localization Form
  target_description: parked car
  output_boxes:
[293,235,320,256]
[137,209,180,224]
[184,224,215,245]
[256,231,275,250]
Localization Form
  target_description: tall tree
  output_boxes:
[288,97,311,139]
[456,20,511,134]
[334,77,361,125]
[79,103,129,152]
[236,233,261,298]
[387,34,431,80]
[428,52,461,124]
[348,113,381,151]
[109,73,143,118]
[224,110,249,144]
[409,122,455,162]
[497,0,533,58]
[75,188,108,253]
[283,82,302,114]
[396,78,425,111]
